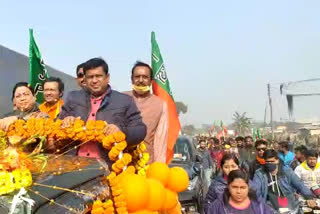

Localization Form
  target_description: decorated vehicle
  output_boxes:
[0,118,189,214]
[170,136,205,214]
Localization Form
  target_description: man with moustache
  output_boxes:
[294,150,320,189]
[242,136,255,161]
[124,61,168,163]
[39,77,64,119]
[59,58,146,159]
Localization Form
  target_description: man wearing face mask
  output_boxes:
[124,61,168,163]
[252,149,316,213]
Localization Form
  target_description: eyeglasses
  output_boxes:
[256,148,266,152]
[77,73,84,78]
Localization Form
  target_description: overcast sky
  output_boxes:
[1,0,320,126]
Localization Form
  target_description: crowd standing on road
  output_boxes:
[194,134,320,213]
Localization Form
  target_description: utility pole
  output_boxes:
[267,83,274,139]
[263,101,267,127]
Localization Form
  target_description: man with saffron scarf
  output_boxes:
[245,139,268,179]
[124,61,168,163]
[39,77,64,120]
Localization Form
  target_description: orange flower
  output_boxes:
[113,132,126,142]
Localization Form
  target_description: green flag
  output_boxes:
[29,29,48,103]
[257,128,261,139]
[151,31,180,164]
[220,120,223,130]
[252,128,256,140]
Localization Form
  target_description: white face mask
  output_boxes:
[132,84,150,94]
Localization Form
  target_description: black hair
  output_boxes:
[213,137,220,145]
[199,139,206,144]
[305,150,318,158]
[227,137,236,144]
[244,136,253,141]
[76,63,85,75]
[255,139,268,148]
[223,170,257,204]
[221,153,240,168]
[295,145,308,155]
[83,58,109,75]
[131,61,153,80]
[262,149,285,176]
[279,141,289,150]
[263,149,278,160]
[235,136,244,141]
[12,82,34,101]
[44,77,65,95]
[220,136,225,143]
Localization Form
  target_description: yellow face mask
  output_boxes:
[132,85,150,94]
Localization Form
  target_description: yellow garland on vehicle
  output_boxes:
[4,118,156,214]
[0,168,32,195]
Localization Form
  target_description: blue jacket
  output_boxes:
[206,194,272,214]
[59,88,146,147]
[252,167,313,211]
[204,174,227,213]
[278,151,295,167]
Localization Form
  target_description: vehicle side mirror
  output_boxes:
[195,154,202,163]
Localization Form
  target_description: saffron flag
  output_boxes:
[151,32,181,164]
[220,120,228,134]
[29,29,49,103]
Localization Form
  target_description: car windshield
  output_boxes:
[173,138,191,162]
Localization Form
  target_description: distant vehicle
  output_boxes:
[170,136,205,214]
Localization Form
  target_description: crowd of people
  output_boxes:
[3,56,320,213]
[0,58,169,165]
[195,135,320,213]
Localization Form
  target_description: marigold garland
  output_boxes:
[6,118,137,213]
[92,199,114,214]
[132,142,149,177]
[2,118,186,214]
[0,168,32,195]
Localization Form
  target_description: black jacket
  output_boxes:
[59,88,146,147]
[242,158,263,180]
[248,159,262,180]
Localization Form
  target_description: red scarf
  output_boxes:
[256,155,265,165]
[224,174,228,181]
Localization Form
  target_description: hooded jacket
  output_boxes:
[204,174,227,212]
[206,193,272,214]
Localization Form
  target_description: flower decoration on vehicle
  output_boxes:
[0,118,189,214]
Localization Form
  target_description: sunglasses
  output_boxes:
[256,148,266,152]
[77,73,84,78]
